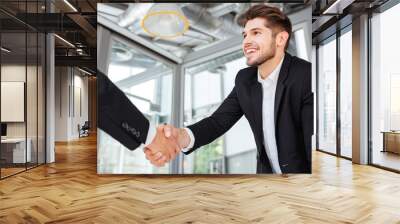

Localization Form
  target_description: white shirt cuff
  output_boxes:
[181,127,195,152]
[141,123,156,151]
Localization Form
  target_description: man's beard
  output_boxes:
[246,41,276,67]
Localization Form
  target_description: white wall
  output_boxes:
[72,72,89,138]
[54,67,89,141]
[1,65,33,138]
[1,64,46,164]
[55,66,68,141]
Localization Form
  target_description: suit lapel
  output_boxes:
[249,70,264,142]
[274,53,292,126]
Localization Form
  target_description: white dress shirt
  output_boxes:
[257,57,284,174]
[145,57,284,173]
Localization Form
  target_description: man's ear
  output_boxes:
[276,31,289,49]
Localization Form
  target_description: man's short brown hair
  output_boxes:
[237,4,292,50]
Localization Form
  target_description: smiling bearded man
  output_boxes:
[144,4,313,174]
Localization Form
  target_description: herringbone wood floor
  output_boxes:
[1,135,400,224]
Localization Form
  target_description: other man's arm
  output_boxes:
[184,86,244,154]
[98,71,149,150]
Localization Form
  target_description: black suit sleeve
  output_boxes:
[301,66,313,167]
[97,71,149,151]
[184,86,244,155]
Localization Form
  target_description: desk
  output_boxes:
[1,138,31,163]
[382,131,400,154]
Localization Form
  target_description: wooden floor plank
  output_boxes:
[0,134,399,223]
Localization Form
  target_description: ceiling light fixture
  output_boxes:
[141,3,189,39]
[1,47,11,53]
[54,34,75,48]
[63,0,78,12]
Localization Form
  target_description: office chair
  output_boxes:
[79,121,90,138]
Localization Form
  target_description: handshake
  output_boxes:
[144,124,191,167]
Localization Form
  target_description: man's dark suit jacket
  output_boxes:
[98,71,149,151]
[185,53,313,174]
